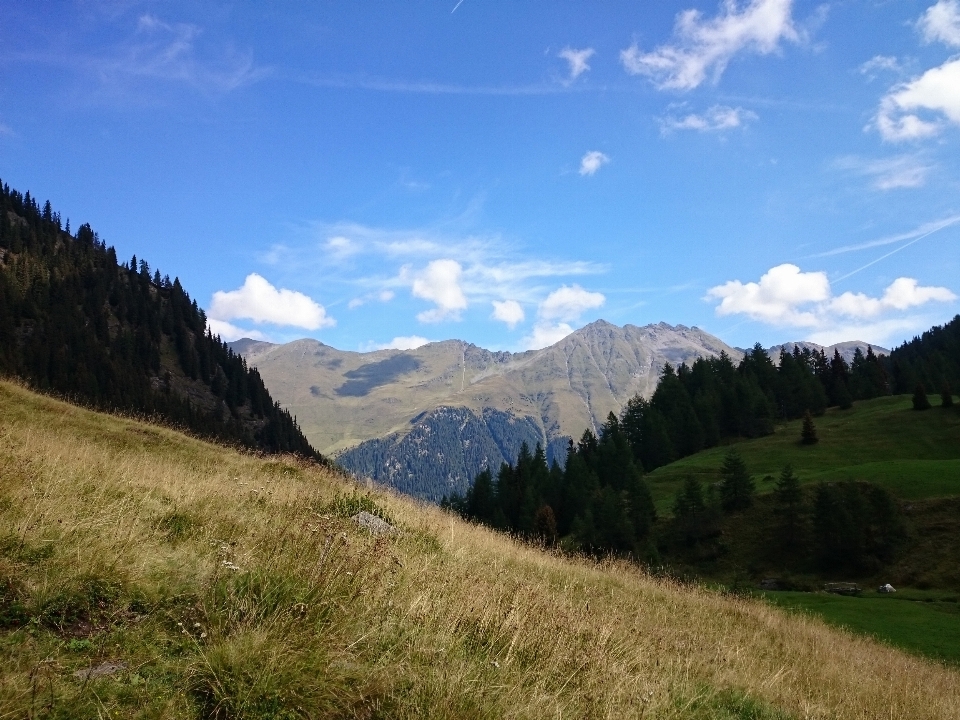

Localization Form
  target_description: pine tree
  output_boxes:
[942,382,954,408]
[719,449,753,511]
[801,410,818,445]
[912,383,931,411]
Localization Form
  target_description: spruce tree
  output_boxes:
[912,383,931,411]
[719,449,753,511]
[801,410,818,445]
[941,382,954,408]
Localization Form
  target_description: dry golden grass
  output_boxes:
[1,379,958,719]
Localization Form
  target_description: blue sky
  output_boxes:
[2,0,959,352]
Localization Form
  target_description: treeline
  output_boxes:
[668,458,904,576]
[447,413,656,556]
[621,344,891,473]
[0,180,323,460]
[889,315,960,399]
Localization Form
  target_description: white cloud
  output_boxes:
[859,55,901,79]
[707,264,956,341]
[208,273,335,330]
[491,300,525,328]
[206,318,268,342]
[579,151,610,176]
[326,235,359,259]
[347,289,395,309]
[92,14,267,99]
[406,259,468,323]
[620,0,799,90]
[708,264,830,326]
[875,57,960,140]
[538,284,606,322]
[919,0,960,47]
[374,335,431,351]
[519,284,606,350]
[559,47,595,82]
[660,104,758,133]
[522,322,575,350]
[834,154,932,190]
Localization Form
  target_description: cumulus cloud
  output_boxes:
[523,322,575,350]
[538,284,606,322]
[620,0,799,90]
[708,264,830,326]
[208,273,335,330]
[491,299,525,328]
[522,284,606,350]
[875,57,960,140]
[579,151,610,176]
[660,104,757,133]
[918,0,960,47]
[206,318,269,342]
[405,259,468,323]
[829,278,956,317]
[559,47,595,82]
[834,154,932,190]
[706,264,956,341]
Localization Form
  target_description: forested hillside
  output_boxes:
[337,405,570,501]
[0,180,322,460]
[453,319,960,563]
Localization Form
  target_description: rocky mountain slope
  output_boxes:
[231,321,743,497]
[232,324,886,499]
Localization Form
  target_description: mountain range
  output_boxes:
[231,323,884,499]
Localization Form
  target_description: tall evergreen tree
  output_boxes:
[912,383,931,411]
[719,449,753,512]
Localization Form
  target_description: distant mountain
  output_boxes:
[231,321,740,498]
[766,340,889,363]
[0,180,323,461]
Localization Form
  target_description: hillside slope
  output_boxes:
[1,380,959,718]
[646,395,960,508]
[0,181,321,460]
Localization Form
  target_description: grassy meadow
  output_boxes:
[760,590,960,666]
[2,381,960,718]
[646,395,960,511]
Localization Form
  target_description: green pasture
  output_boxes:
[647,396,960,511]
[761,590,960,665]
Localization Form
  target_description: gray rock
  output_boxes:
[74,661,127,680]
[352,511,397,536]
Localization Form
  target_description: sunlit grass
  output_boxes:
[1,380,959,718]
[647,396,960,510]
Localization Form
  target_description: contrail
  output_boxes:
[451,0,467,12]
[833,220,957,284]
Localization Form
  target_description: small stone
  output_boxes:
[352,511,397,536]
[74,661,127,680]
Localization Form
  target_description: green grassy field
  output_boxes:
[761,590,960,665]
[646,396,960,511]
